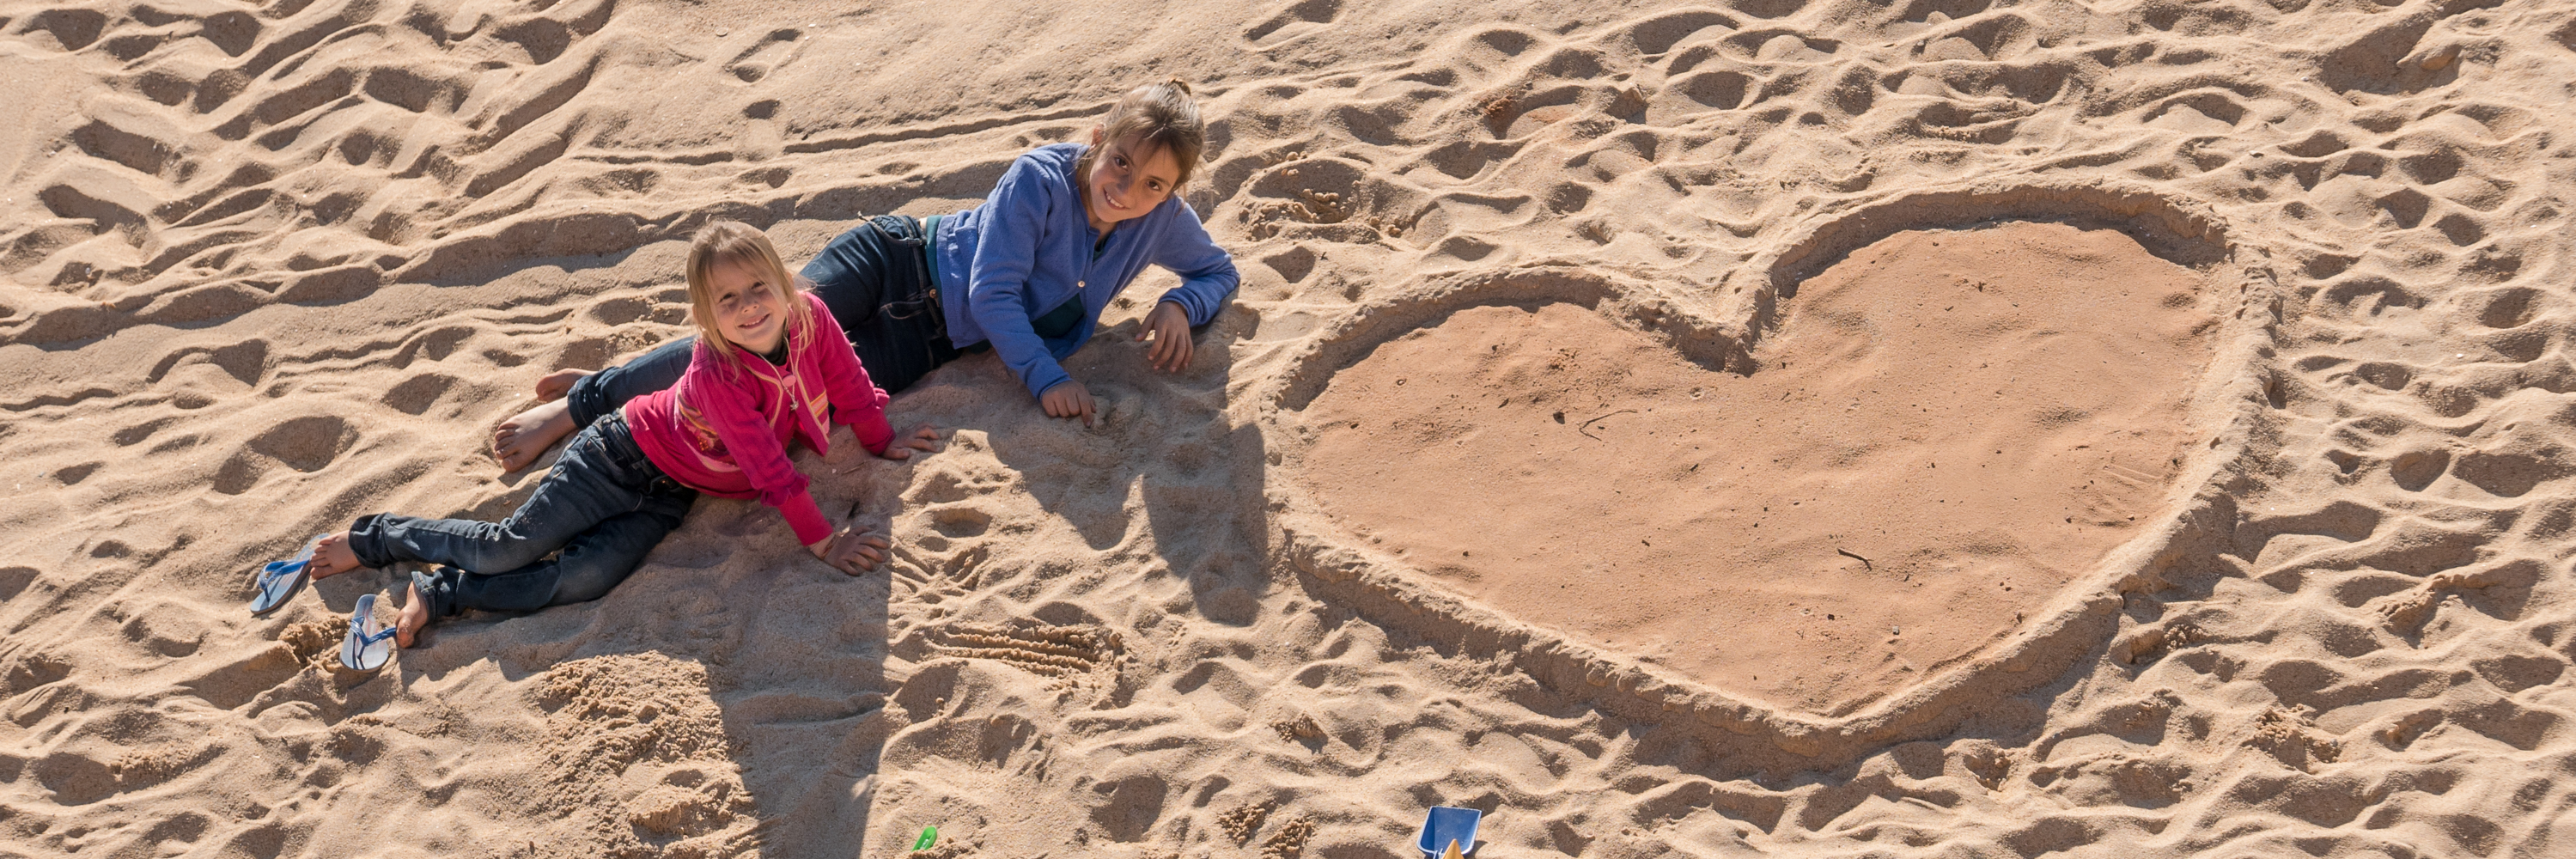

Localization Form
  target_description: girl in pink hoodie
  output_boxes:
[299,222,939,650]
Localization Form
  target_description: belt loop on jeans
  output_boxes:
[886,286,953,344]
[596,411,643,467]
[852,214,951,347]
[911,214,948,344]
[923,286,949,344]
[867,214,925,247]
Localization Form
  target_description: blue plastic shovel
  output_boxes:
[1416,807,1481,859]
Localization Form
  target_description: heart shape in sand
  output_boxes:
[1263,184,2271,757]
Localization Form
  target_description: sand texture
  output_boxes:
[3,0,2575,857]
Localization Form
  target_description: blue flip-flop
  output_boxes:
[250,534,328,616]
[339,593,397,672]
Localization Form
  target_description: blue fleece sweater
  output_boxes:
[931,143,1240,398]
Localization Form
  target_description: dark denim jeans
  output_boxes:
[565,216,959,428]
[348,413,696,619]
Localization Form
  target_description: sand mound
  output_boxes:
[1299,221,2218,712]
[539,655,758,856]
[6,0,2576,856]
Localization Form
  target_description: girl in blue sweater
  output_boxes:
[494,79,1239,468]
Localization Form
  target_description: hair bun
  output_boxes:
[1085,77,1208,186]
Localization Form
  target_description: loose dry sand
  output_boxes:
[5,0,2576,857]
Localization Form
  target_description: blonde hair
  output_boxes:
[1075,78,1205,192]
[685,220,813,378]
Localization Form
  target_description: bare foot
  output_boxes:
[533,368,590,403]
[308,532,366,579]
[492,399,575,472]
[395,582,430,648]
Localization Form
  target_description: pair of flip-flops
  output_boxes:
[249,535,395,672]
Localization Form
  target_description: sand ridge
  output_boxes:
[4,0,2576,857]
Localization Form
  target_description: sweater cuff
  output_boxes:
[1158,290,1210,326]
[1026,365,1073,399]
[779,493,832,546]
[850,413,897,456]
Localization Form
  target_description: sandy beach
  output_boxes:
[4,0,2574,856]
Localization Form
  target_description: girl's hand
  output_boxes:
[1041,380,1098,427]
[807,526,890,575]
[1137,301,1194,373]
[878,423,942,460]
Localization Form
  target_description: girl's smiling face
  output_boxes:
[707,260,787,354]
[1083,129,1182,231]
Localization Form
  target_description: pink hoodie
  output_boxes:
[624,291,894,545]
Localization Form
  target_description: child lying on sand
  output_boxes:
[288,222,939,650]
[490,78,1238,469]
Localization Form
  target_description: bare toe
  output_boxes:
[533,369,591,403]
[395,583,429,648]
[492,399,575,472]
[309,532,364,579]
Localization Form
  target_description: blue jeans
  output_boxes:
[348,413,697,620]
[565,215,961,428]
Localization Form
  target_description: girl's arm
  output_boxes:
[697,375,836,546]
[1148,201,1240,325]
[802,294,897,454]
[965,158,1080,399]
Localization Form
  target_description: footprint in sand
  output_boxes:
[1244,0,1341,48]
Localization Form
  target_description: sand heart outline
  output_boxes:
[1253,178,2287,773]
